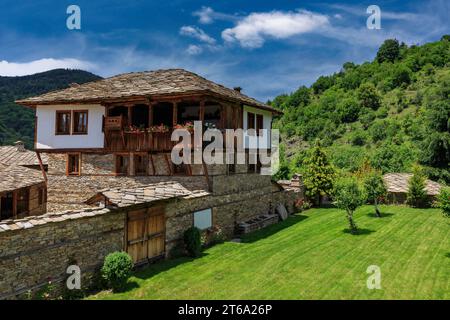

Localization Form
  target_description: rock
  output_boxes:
[276,203,288,220]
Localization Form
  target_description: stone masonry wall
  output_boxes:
[0,208,124,299]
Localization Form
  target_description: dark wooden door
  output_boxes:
[126,205,165,264]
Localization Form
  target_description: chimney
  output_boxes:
[291,173,303,188]
[14,141,26,152]
[233,86,242,93]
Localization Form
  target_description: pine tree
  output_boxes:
[302,140,335,205]
[406,166,428,207]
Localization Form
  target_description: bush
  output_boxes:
[101,252,133,292]
[183,227,202,257]
[436,187,450,218]
[406,166,429,208]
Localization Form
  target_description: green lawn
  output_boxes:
[90,205,449,300]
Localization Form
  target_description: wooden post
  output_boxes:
[200,100,205,123]
[172,102,178,127]
[149,103,154,127]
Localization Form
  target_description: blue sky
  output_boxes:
[0,0,449,101]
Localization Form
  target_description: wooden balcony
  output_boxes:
[105,130,174,152]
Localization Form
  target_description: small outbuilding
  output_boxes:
[0,164,47,221]
[383,173,443,204]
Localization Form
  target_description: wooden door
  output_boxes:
[126,206,165,264]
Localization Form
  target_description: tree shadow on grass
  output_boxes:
[445,253,450,259]
[241,214,309,243]
[342,228,375,236]
[367,212,395,218]
[131,252,209,282]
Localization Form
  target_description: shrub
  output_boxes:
[183,226,202,257]
[436,187,450,218]
[406,166,429,208]
[349,129,367,146]
[101,252,133,292]
[357,82,381,110]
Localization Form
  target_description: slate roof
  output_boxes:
[0,165,45,193]
[16,69,280,114]
[0,207,110,233]
[383,173,442,196]
[87,181,210,208]
[0,145,48,167]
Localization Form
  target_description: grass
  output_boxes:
[90,205,449,300]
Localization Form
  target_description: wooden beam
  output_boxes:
[149,153,156,175]
[164,153,173,175]
[35,151,48,186]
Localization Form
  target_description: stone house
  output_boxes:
[0,142,48,221]
[383,172,442,204]
[9,68,303,270]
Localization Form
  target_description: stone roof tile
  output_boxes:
[16,69,280,114]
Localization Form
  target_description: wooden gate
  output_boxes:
[126,205,166,264]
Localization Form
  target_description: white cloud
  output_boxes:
[222,10,329,48]
[193,6,238,24]
[186,44,203,55]
[179,26,216,44]
[193,6,215,24]
[0,58,95,76]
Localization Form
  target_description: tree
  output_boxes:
[406,166,428,207]
[391,65,412,88]
[302,140,335,205]
[332,176,365,234]
[357,82,381,110]
[376,39,400,63]
[336,97,360,123]
[364,171,387,217]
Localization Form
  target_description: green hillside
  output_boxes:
[271,36,450,183]
[0,69,102,148]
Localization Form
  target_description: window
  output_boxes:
[67,153,81,176]
[115,154,129,175]
[73,110,88,134]
[16,188,29,216]
[256,114,264,136]
[193,208,212,230]
[134,154,148,176]
[247,112,255,130]
[0,192,14,220]
[56,111,71,135]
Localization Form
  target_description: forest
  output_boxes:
[271,36,450,183]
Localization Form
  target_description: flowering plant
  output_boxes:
[149,124,170,133]
[174,121,194,130]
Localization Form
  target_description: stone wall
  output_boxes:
[28,183,47,216]
[0,208,124,299]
